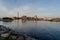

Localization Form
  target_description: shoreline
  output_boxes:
[0,25,37,40]
[0,17,60,22]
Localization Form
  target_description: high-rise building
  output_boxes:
[17,12,19,17]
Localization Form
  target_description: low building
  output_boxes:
[39,17,44,20]
[33,15,37,20]
[21,16,27,20]
[13,17,21,20]
[27,17,34,20]
[43,17,48,21]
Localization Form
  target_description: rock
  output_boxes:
[1,33,10,37]
[0,31,5,34]
[0,25,37,40]
[25,36,37,40]
[11,36,17,40]
[17,36,24,40]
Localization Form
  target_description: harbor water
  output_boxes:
[0,20,60,40]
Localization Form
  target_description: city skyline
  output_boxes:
[0,0,60,18]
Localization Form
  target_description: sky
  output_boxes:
[0,0,60,17]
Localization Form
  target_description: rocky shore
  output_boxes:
[0,25,37,40]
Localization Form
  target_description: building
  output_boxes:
[21,16,27,20]
[34,15,37,20]
[39,17,44,20]
[43,17,48,21]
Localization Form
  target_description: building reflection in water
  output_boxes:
[34,20,37,23]
[2,21,13,28]
[15,20,20,27]
[21,19,27,24]
[2,21,12,25]
[33,20,37,30]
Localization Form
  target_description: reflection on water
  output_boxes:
[21,20,27,23]
[3,22,12,25]
[0,20,60,40]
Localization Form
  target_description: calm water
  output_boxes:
[0,20,60,40]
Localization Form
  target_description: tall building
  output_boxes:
[17,12,19,17]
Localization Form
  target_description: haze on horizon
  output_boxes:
[0,0,60,18]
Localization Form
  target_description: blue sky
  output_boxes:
[0,0,60,17]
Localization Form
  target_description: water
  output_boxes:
[0,20,60,40]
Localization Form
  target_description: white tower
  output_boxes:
[17,12,19,17]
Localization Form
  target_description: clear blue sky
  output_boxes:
[0,0,60,17]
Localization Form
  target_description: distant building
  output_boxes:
[21,16,27,20]
[34,15,37,20]
[17,12,19,18]
[13,17,21,20]
[47,17,52,20]
[44,17,48,21]
[27,17,33,20]
[39,17,44,20]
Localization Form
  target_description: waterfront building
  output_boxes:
[21,16,27,20]
[44,17,48,21]
[27,17,34,20]
[34,15,37,20]
[39,17,44,20]
[47,17,52,20]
